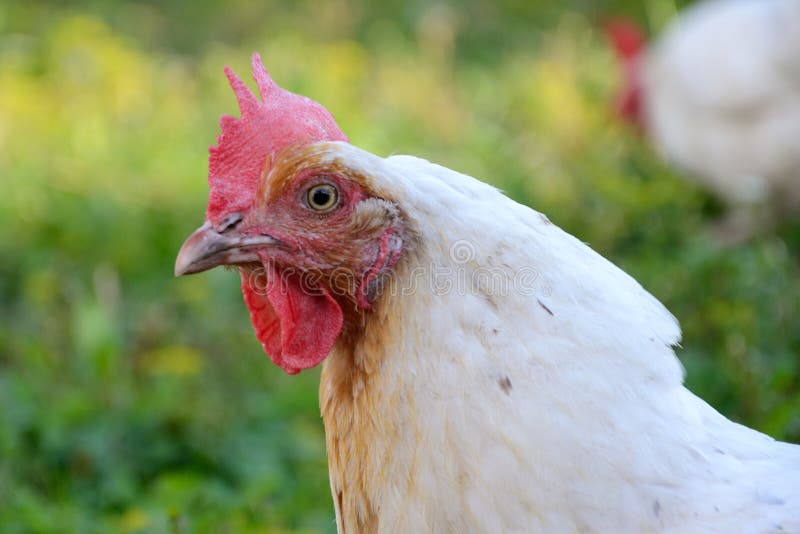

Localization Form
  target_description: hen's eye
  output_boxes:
[306,184,339,212]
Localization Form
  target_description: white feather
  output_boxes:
[641,0,800,207]
[317,142,800,532]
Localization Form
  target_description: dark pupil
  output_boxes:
[312,188,331,207]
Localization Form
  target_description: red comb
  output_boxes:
[605,18,646,60]
[206,53,348,223]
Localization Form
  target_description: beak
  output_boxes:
[174,221,277,276]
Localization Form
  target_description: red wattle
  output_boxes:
[240,264,343,374]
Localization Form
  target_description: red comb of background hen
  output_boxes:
[604,18,647,127]
[206,53,348,224]
[605,18,646,60]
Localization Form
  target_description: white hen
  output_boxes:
[175,54,800,532]
[610,0,800,231]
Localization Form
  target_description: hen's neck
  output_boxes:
[319,256,427,532]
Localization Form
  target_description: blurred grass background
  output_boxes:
[1,0,798,532]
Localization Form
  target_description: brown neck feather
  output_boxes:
[319,258,419,533]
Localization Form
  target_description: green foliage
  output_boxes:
[1,1,798,531]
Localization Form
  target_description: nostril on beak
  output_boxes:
[216,212,244,234]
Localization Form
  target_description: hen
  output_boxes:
[175,54,800,532]
[608,0,800,239]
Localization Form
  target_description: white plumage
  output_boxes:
[313,143,800,532]
[176,53,800,532]
[639,0,800,213]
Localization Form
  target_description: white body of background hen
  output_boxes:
[316,142,800,532]
[640,0,800,212]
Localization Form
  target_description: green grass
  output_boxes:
[1,1,798,531]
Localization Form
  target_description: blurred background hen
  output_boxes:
[607,0,800,242]
[1,0,799,531]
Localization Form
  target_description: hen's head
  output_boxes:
[605,18,646,127]
[175,54,406,374]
